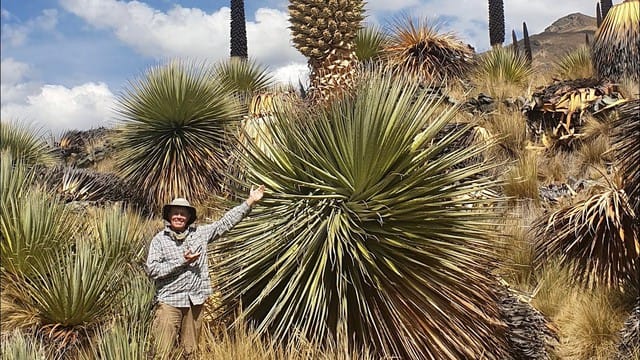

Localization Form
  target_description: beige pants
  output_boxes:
[152,302,204,358]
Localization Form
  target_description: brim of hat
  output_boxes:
[162,204,197,226]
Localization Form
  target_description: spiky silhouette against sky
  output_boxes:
[1,0,599,131]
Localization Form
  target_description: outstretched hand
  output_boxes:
[247,184,265,206]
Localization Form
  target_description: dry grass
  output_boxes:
[554,288,626,360]
[200,321,373,360]
[496,204,540,289]
[503,149,540,203]
[484,108,528,159]
[577,135,612,168]
[530,261,574,319]
[537,151,574,184]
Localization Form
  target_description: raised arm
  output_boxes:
[201,185,265,243]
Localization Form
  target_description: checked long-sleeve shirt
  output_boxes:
[145,201,251,307]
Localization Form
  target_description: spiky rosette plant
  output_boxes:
[213,58,275,102]
[215,70,510,359]
[354,25,388,63]
[592,0,640,83]
[533,179,639,288]
[288,0,364,102]
[1,121,58,166]
[476,45,533,86]
[554,45,594,80]
[610,99,640,214]
[0,154,74,278]
[114,60,242,209]
[383,18,475,82]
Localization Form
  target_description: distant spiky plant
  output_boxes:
[476,45,533,86]
[0,121,58,166]
[216,70,510,359]
[554,46,594,79]
[288,0,364,101]
[523,22,533,63]
[354,25,388,62]
[214,58,275,102]
[114,60,242,209]
[383,18,475,82]
[601,0,614,20]
[230,0,247,59]
[511,29,519,53]
[597,2,603,27]
[592,0,640,83]
[488,0,505,46]
[533,178,638,288]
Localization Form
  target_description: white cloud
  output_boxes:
[365,0,421,12]
[59,0,304,67]
[272,62,309,88]
[1,8,58,46]
[1,82,116,131]
[1,58,30,85]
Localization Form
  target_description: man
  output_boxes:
[145,185,265,357]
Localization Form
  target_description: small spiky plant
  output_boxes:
[288,0,364,102]
[114,60,242,209]
[592,0,640,83]
[383,17,475,82]
[554,46,594,80]
[216,70,511,359]
[213,58,275,102]
[0,121,58,166]
[0,330,47,360]
[354,25,388,63]
[476,45,533,87]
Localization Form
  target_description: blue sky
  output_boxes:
[1,0,598,133]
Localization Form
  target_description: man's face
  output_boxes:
[168,207,190,232]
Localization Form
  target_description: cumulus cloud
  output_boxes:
[1,82,116,132]
[1,8,58,46]
[272,62,309,88]
[365,0,421,12]
[59,0,304,68]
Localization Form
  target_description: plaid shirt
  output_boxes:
[145,202,251,307]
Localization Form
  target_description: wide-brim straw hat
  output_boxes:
[162,198,197,226]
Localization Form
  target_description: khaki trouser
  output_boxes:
[152,302,204,358]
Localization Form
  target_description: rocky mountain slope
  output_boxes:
[516,13,597,74]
